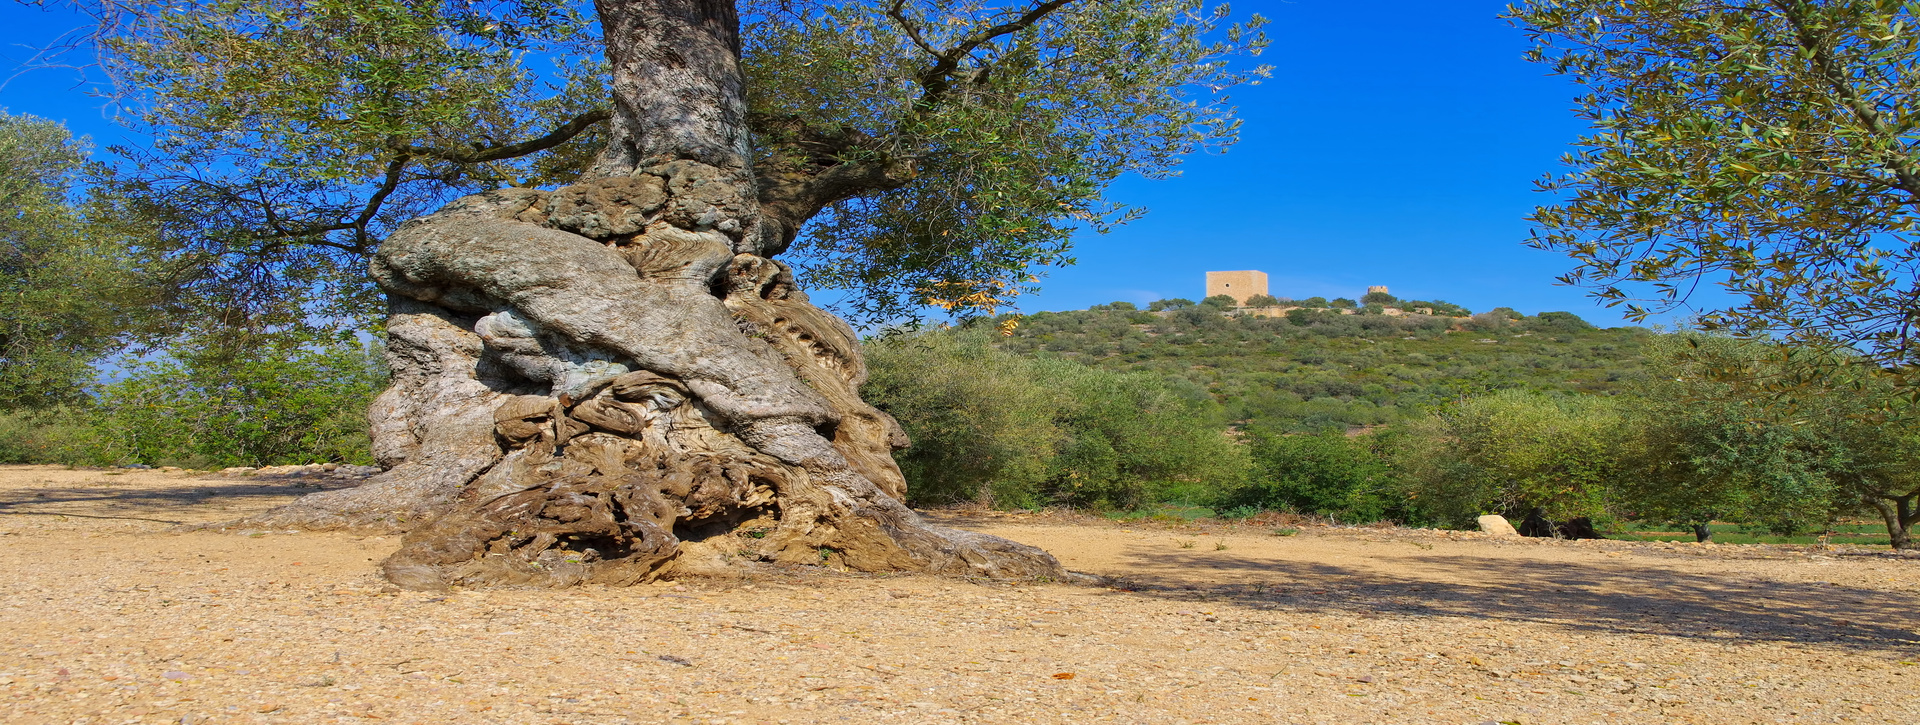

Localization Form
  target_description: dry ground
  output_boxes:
[2,464,1918,725]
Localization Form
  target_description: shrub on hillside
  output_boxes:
[862,329,1062,507]
[864,328,1244,509]
[1044,360,1244,509]
[1402,299,1471,316]
[1529,311,1596,333]
[1394,389,1625,527]
[1219,428,1392,522]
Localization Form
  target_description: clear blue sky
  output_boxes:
[0,0,1660,327]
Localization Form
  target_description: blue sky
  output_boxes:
[0,0,1663,327]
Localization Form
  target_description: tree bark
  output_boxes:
[224,0,1068,588]
[1691,522,1713,544]
[1869,495,1917,551]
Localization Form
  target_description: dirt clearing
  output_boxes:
[2,464,1917,724]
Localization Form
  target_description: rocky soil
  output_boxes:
[2,464,1916,724]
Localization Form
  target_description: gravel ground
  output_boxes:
[2,464,1917,725]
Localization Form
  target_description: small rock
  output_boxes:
[1477,515,1519,537]
[162,670,191,680]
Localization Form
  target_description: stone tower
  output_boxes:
[1367,285,1390,296]
[1205,270,1269,306]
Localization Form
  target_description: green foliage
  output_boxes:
[863,327,1243,509]
[1616,390,1842,538]
[1200,294,1239,308]
[1510,0,1920,371]
[89,337,388,467]
[762,0,1271,322]
[862,328,1060,506]
[1148,297,1194,311]
[1329,297,1356,309]
[1000,304,1650,434]
[1402,299,1470,317]
[1220,429,1392,522]
[1394,390,1625,527]
[1360,291,1396,305]
[87,0,1271,329]
[0,112,147,409]
[1244,294,1281,307]
[1531,311,1595,333]
[1046,359,1246,509]
[1614,333,1920,545]
[96,0,600,336]
[0,407,117,465]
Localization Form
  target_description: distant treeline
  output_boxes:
[996,295,1648,433]
[861,305,1920,550]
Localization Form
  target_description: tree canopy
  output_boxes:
[0,111,148,409]
[54,0,1268,330]
[1510,0,1920,374]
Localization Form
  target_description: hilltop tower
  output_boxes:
[1367,285,1390,296]
[1205,270,1269,306]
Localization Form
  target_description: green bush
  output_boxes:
[864,328,1244,509]
[1220,428,1392,522]
[1394,389,1624,527]
[862,329,1062,507]
[1043,359,1244,509]
[0,407,119,465]
[89,339,387,467]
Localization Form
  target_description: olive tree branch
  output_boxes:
[389,109,611,164]
[760,0,1079,238]
[1773,0,1920,198]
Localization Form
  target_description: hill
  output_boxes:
[996,301,1652,432]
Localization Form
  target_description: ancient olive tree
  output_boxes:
[1509,1,1920,375]
[75,0,1268,587]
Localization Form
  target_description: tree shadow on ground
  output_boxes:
[1099,547,1920,655]
[0,477,326,525]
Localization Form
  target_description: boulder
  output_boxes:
[1477,514,1519,537]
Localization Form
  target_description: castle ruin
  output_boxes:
[1202,272,1404,314]
[1205,270,1269,306]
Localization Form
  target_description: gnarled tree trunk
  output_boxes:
[231,0,1066,588]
